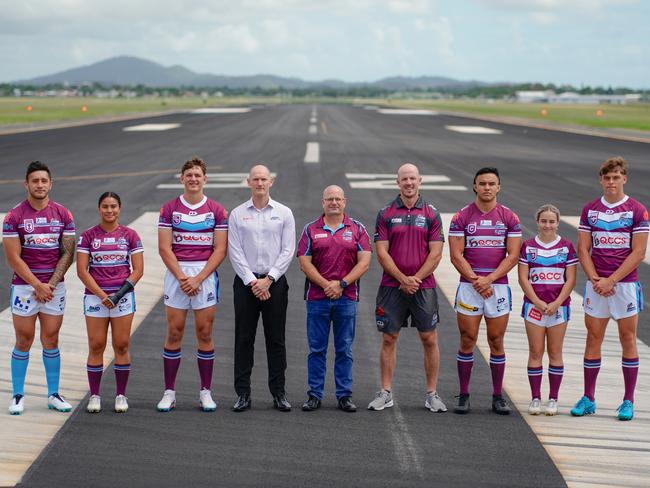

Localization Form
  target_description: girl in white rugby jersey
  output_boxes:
[518,204,577,416]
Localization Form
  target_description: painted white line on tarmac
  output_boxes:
[304,142,320,164]
[310,117,317,124]
[190,108,251,114]
[445,125,502,134]
[123,123,180,132]
[0,213,6,244]
[0,212,164,487]
[345,173,467,191]
[158,173,277,190]
[438,213,650,488]
[377,109,438,115]
[309,125,318,135]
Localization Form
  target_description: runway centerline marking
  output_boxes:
[445,125,502,134]
[0,212,163,487]
[309,124,317,135]
[345,173,467,191]
[304,142,320,164]
[310,117,317,124]
[189,108,251,114]
[437,213,650,488]
[377,109,438,115]
[157,172,277,190]
[123,123,180,132]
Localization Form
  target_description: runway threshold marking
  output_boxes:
[377,109,438,115]
[0,212,164,487]
[345,173,467,191]
[445,125,502,134]
[123,123,180,132]
[156,172,277,190]
[190,108,251,114]
[304,142,320,164]
[438,213,650,488]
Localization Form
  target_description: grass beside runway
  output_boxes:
[364,99,650,132]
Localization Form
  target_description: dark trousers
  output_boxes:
[233,275,288,396]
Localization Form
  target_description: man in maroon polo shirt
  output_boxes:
[368,163,447,413]
[297,185,372,412]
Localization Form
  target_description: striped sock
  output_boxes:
[42,348,61,396]
[163,348,181,390]
[527,365,543,399]
[622,357,639,403]
[490,354,506,396]
[86,363,103,396]
[114,363,131,396]
[197,350,215,390]
[11,348,30,396]
[583,357,601,402]
[456,350,474,395]
[548,364,564,400]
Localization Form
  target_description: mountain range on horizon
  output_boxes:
[13,55,493,91]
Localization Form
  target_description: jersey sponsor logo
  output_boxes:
[3,223,11,231]
[415,215,426,228]
[36,217,47,224]
[467,223,476,234]
[91,251,128,264]
[480,219,492,226]
[23,233,59,247]
[172,231,214,245]
[342,230,353,241]
[457,301,479,312]
[24,219,34,233]
[592,231,630,249]
[314,233,328,239]
[530,267,564,285]
[270,216,281,221]
[466,236,505,248]
[528,307,543,321]
[104,237,116,244]
[391,217,402,223]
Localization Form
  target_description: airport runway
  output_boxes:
[1,104,649,487]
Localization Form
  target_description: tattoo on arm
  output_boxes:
[49,235,76,286]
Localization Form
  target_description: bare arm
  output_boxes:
[479,236,521,289]
[376,240,409,285]
[127,251,144,285]
[48,235,76,287]
[183,230,228,296]
[4,236,54,301]
[517,263,547,311]
[76,252,108,301]
[158,228,184,280]
[414,241,443,282]
[577,231,598,282]
[593,232,648,295]
[448,236,477,281]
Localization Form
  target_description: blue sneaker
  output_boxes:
[617,400,634,421]
[570,396,596,416]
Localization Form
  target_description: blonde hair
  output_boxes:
[535,204,560,222]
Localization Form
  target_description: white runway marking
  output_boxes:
[123,123,180,132]
[190,108,251,114]
[304,142,320,164]
[438,213,650,488]
[309,124,318,135]
[0,212,163,487]
[310,117,317,124]
[0,213,6,243]
[377,109,438,115]
[345,173,467,191]
[157,172,277,190]
[445,125,502,134]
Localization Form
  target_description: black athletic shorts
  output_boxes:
[375,286,439,334]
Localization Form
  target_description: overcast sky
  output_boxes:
[1,0,648,87]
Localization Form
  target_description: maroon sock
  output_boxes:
[548,364,564,400]
[456,350,474,395]
[622,357,639,403]
[114,363,131,396]
[197,350,215,390]
[527,365,543,399]
[490,354,506,396]
[86,364,103,396]
[163,348,181,390]
[583,358,601,401]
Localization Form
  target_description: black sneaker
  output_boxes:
[302,395,321,411]
[338,396,357,413]
[453,394,470,414]
[492,395,511,415]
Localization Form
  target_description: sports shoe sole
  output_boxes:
[200,405,217,412]
[157,403,175,412]
[368,399,394,411]
[48,405,72,412]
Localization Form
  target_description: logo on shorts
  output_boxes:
[431,313,438,325]
[24,219,34,233]
[87,305,101,313]
[528,308,543,321]
[627,302,636,313]
[457,301,478,312]
[207,292,215,302]
[13,295,31,311]
[496,297,507,312]
[164,294,169,300]
[376,306,385,317]
[467,223,476,234]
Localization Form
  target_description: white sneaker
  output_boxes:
[48,393,72,412]
[367,390,393,411]
[545,398,558,416]
[86,395,101,413]
[9,394,24,415]
[425,391,448,412]
[528,398,542,415]
[115,395,129,413]
[157,389,176,412]
[199,389,217,412]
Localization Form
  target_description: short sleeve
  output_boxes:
[374,209,388,242]
[566,241,578,266]
[578,205,591,233]
[507,211,522,238]
[77,230,91,254]
[428,207,444,243]
[2,211,18,238]
[158,204,172,228]
[356,221,372,252]
[518,242,528,265]
[129,229,144,255]
[62,209,75,236]
[448,211,465,238]
[632,202,650,234]
[215,204,228,232]
[296,224,312,257]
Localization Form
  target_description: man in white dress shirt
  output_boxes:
[228,164,296,412]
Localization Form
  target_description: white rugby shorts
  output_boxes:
[521,302,569,328]
[10,283,66,317]
[84,292,135,318]
[583,280,643,320]
[454,282,511,318]
[164,261,219,310]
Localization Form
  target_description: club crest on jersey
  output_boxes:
[588,211,599,225]
[92,239,101,249]
[24,219,34,233]
[467,223,476,234]
[172,214,182,225]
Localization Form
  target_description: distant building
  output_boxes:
[515,90,641,105]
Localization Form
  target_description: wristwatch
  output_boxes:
[339,280,348,289]
[267,275,275,283]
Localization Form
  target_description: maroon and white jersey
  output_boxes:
[3,200,75,285]
[448,203,521,285]
[158,195,228,262]
[579,196,649,282]
[78,225,143,295]
[519,236,578,306]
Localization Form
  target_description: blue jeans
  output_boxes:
[306,298,357,400]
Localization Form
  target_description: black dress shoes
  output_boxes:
[272,393,291,412]
[338,396,357,413]
[232,393,251,412]
[302,395,321,411]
